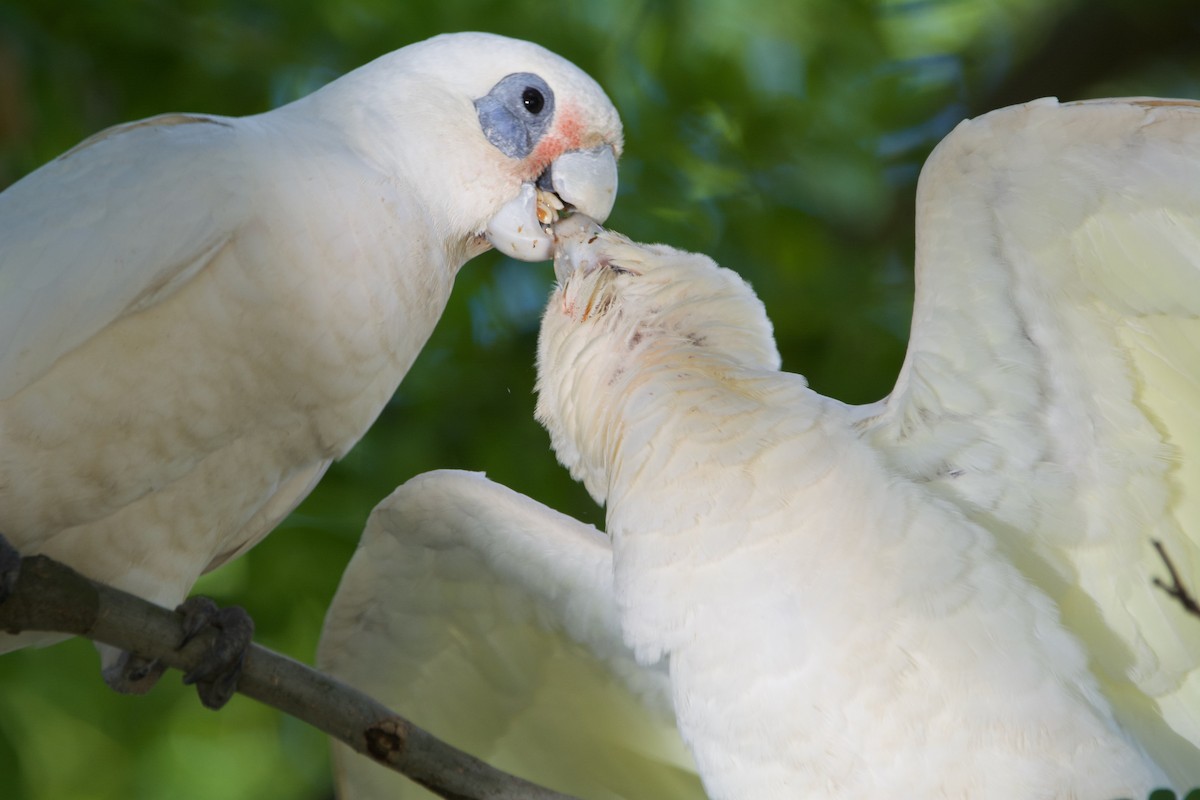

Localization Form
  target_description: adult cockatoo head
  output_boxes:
[536,215,780,502]
[294,32,622,265]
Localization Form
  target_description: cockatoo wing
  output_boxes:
[864,97,1200,782]
[0,113,246,399]
[317,470,704,800]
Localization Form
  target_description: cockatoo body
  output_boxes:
[321,98,1200,797]
[0,32,622,692]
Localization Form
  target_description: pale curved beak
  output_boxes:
[551,213,606,284]
[550,147,619,223]
[486,145,618,262]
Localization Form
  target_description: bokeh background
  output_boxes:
[0,1,1197,798]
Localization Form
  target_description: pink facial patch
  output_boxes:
[529,103,586,172]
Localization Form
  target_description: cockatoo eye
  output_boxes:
[475,73,556,159]
[522,87,546,115]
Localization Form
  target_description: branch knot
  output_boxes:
[365,718,409,765]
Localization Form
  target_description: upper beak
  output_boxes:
[486,145,618,262]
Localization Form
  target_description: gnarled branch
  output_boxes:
[0,553,578,800]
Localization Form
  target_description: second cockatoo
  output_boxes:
[321,97,1200,797]
[0,31,622,705]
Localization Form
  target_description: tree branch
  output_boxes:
[0,553,579,800]
[1152,539,1200,621]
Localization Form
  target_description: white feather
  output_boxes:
[867,98,1200,784]
[318,470,703,799]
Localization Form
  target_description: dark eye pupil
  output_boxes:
[522,87,545,115]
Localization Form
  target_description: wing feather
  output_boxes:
[866,97,1200,782]
[0,113,247,398]
[317,470,703,799]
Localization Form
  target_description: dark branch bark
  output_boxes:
[0,554,578,800]
[1152,540,1200,621]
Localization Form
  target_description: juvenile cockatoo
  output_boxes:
[321,97,1200,798]
[0,31,622,704]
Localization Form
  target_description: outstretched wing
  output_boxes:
[865,97,1200,782]
[0,113,247,399]
[317,470,703,799]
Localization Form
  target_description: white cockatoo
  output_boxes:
[0,31,622,704]
[320,97,1200,798]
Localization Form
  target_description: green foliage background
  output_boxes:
[0,1,1196,797]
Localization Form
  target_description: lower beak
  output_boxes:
[486,145,618,262]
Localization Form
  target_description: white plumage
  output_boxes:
[318,471,704,799]
[0,32,622,675]
[320,97,1200,797]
